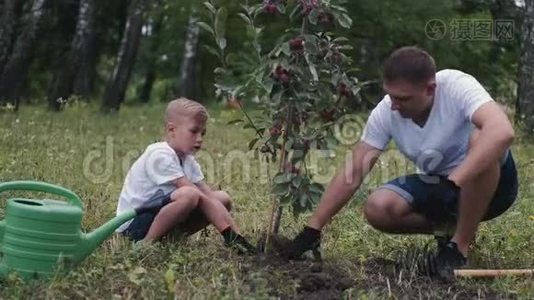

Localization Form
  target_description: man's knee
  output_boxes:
[171,186,200,209]
[364,190,408,230]
[212,190,232,210]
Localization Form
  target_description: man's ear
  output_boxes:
[425,80,436,96]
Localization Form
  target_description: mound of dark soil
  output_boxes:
[240,235,507,299]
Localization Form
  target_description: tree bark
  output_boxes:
[517,0,534,131]
[0,0,47,108]
[72,20,98,99]
[176,12,199,99]
[47,0,96,110]
[101,0,147,112]
[138,15,162,103]
[0,0,23,76]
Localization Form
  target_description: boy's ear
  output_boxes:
[166,121,176,132]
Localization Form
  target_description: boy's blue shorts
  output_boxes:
[379,151,518,222]
[122,190,172,241]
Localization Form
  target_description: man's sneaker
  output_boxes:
[419,241,467,279]
[434,234,452,250]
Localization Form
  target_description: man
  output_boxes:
[285,46,519,275]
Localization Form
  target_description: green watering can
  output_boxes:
[0,180,155,280]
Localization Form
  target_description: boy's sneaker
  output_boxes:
[221,227,257,255]
[224,234,257,255]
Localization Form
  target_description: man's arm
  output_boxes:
[448,102,515,187]
[308,141,382,230]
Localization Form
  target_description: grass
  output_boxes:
[0,101,533,299]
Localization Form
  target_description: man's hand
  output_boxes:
[282,226,322,260]
[415,178,460,223]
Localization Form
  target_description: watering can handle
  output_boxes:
[0,180,83,208]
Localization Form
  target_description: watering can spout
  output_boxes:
[76,210,136,262]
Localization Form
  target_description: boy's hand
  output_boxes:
[282,226,322,260]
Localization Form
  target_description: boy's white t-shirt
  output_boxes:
[361,69,493,176]
[116,141,204,232]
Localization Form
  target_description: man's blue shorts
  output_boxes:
[122,190,172,241]
[380,151,519,222]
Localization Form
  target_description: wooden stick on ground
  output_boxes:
[454,269,534,278]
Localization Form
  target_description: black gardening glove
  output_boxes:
[282,226,322,260]
[419,240,467,279]
[415,178,460,224]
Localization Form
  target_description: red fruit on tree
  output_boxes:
[289,38,304,52]
[338,83,351,97]
[264,4,278,14]
[269,127,281,137]
[278,73,290,83]
[320,109,335,121]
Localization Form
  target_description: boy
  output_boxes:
[116,98,256,254]
[284,46,518,276]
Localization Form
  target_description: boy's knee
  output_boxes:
[213,190,232,210]
[171,186,200,208]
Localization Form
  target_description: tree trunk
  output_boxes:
[0,0,23,76]
[0,0,47,107]
[517,0,534,131]
[176,12,199,99]
[138,15,162,103]
[47,0,96,111]
[101,0,147,112]
[72,20,98,99]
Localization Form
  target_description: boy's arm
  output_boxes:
[195,180,216,197]
[171,177,217,201]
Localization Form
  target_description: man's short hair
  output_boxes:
[165,98,209,124]
[383,46,436,84]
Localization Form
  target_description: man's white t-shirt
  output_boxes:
[361,69,494,176]
[116,142,204,232]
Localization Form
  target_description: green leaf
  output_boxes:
[237,13,251,25]
[337,13,352,29]
[197,21,215,36]
[299,193,308,207]
[215,7,228,39]
[308,61,318,82]
[292,175,302,188]
[308,9,318,25]
[203,2,216,14]
[284,137,294,151]
[214,67,227,75]
[289,3,301,20]
[248,137,260,150]
[273,182,289,196]
[262,78,275,94]
[291,150,305,163]
[273,172,292,184]
[227,119,244,125]
[203,45,221,60]
[309,182,324,194]
[217,37,227,50]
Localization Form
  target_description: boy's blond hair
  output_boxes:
[165,98,209,125]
